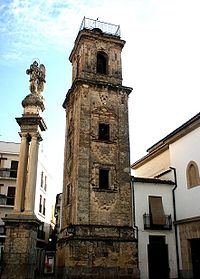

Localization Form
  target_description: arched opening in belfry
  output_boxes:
[97,51,108,75]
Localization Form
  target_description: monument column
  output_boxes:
[14,132,29,212]
[1,60,47,279]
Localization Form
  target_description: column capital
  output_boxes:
[19,132,29,138]
[29,132,43,142]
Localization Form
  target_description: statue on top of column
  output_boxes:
[26,60,46,96]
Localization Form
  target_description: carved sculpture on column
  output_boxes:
[26,60,46,97]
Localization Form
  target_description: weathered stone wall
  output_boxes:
[62,82,132,229]
[57,225,139,279]
[179,219,200,278]
[1,219,38,279]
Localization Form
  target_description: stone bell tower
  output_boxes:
[2,61,47,279]
[57,18,139,278]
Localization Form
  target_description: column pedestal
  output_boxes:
[1,214,41,279]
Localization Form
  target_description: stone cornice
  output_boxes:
[63,78,132,108]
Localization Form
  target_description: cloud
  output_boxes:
[0,0,104,63]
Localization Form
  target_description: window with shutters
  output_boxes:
[186,161,200,188]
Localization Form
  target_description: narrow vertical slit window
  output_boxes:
[39,195,42,213]
[41,171,44,188]
[43,198,46,215]
[44,176,47,191]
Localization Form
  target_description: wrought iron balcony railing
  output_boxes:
[0,195,15,206]
[0,168,17,178]
[143,213,172,230]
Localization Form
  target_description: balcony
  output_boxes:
[143,213,172,230]
[0,194,14,206]
[0,168,17,178]
[80,17,121,37]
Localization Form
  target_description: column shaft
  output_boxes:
[14,133,29,212]
[24,134,39,213]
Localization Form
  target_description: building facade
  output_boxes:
[57,18,139,278]
[132,113,200,279]
[0,140,55,276]
[132,176,178,279]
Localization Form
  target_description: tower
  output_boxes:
[57,18,139,278]
[1,61,47,279]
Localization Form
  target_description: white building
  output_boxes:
[132,176,178,279]
[132,112,200,279]
[0,141,55,263]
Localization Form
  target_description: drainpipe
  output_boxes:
[131,176,139,268]
[170,167,180,278]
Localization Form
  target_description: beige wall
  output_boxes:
[133,149,170,178]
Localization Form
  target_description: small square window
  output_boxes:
[99,169,109,189]
[99,123,109,141]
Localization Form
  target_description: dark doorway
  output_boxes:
[190,238,200,278]
[148,236,169,279]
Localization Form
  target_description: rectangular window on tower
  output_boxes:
[99,169,109,189]
[99,123,109,141]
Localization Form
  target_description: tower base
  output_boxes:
[1,214,41,279]
[56,224,140,279]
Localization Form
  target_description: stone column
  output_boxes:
[14,132,29,212]
[24,133,40,214]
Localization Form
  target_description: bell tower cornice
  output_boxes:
[63,78,132,109]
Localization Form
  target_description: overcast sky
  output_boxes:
[1,0,200,191]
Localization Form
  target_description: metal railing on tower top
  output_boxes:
[80,17,121,37]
